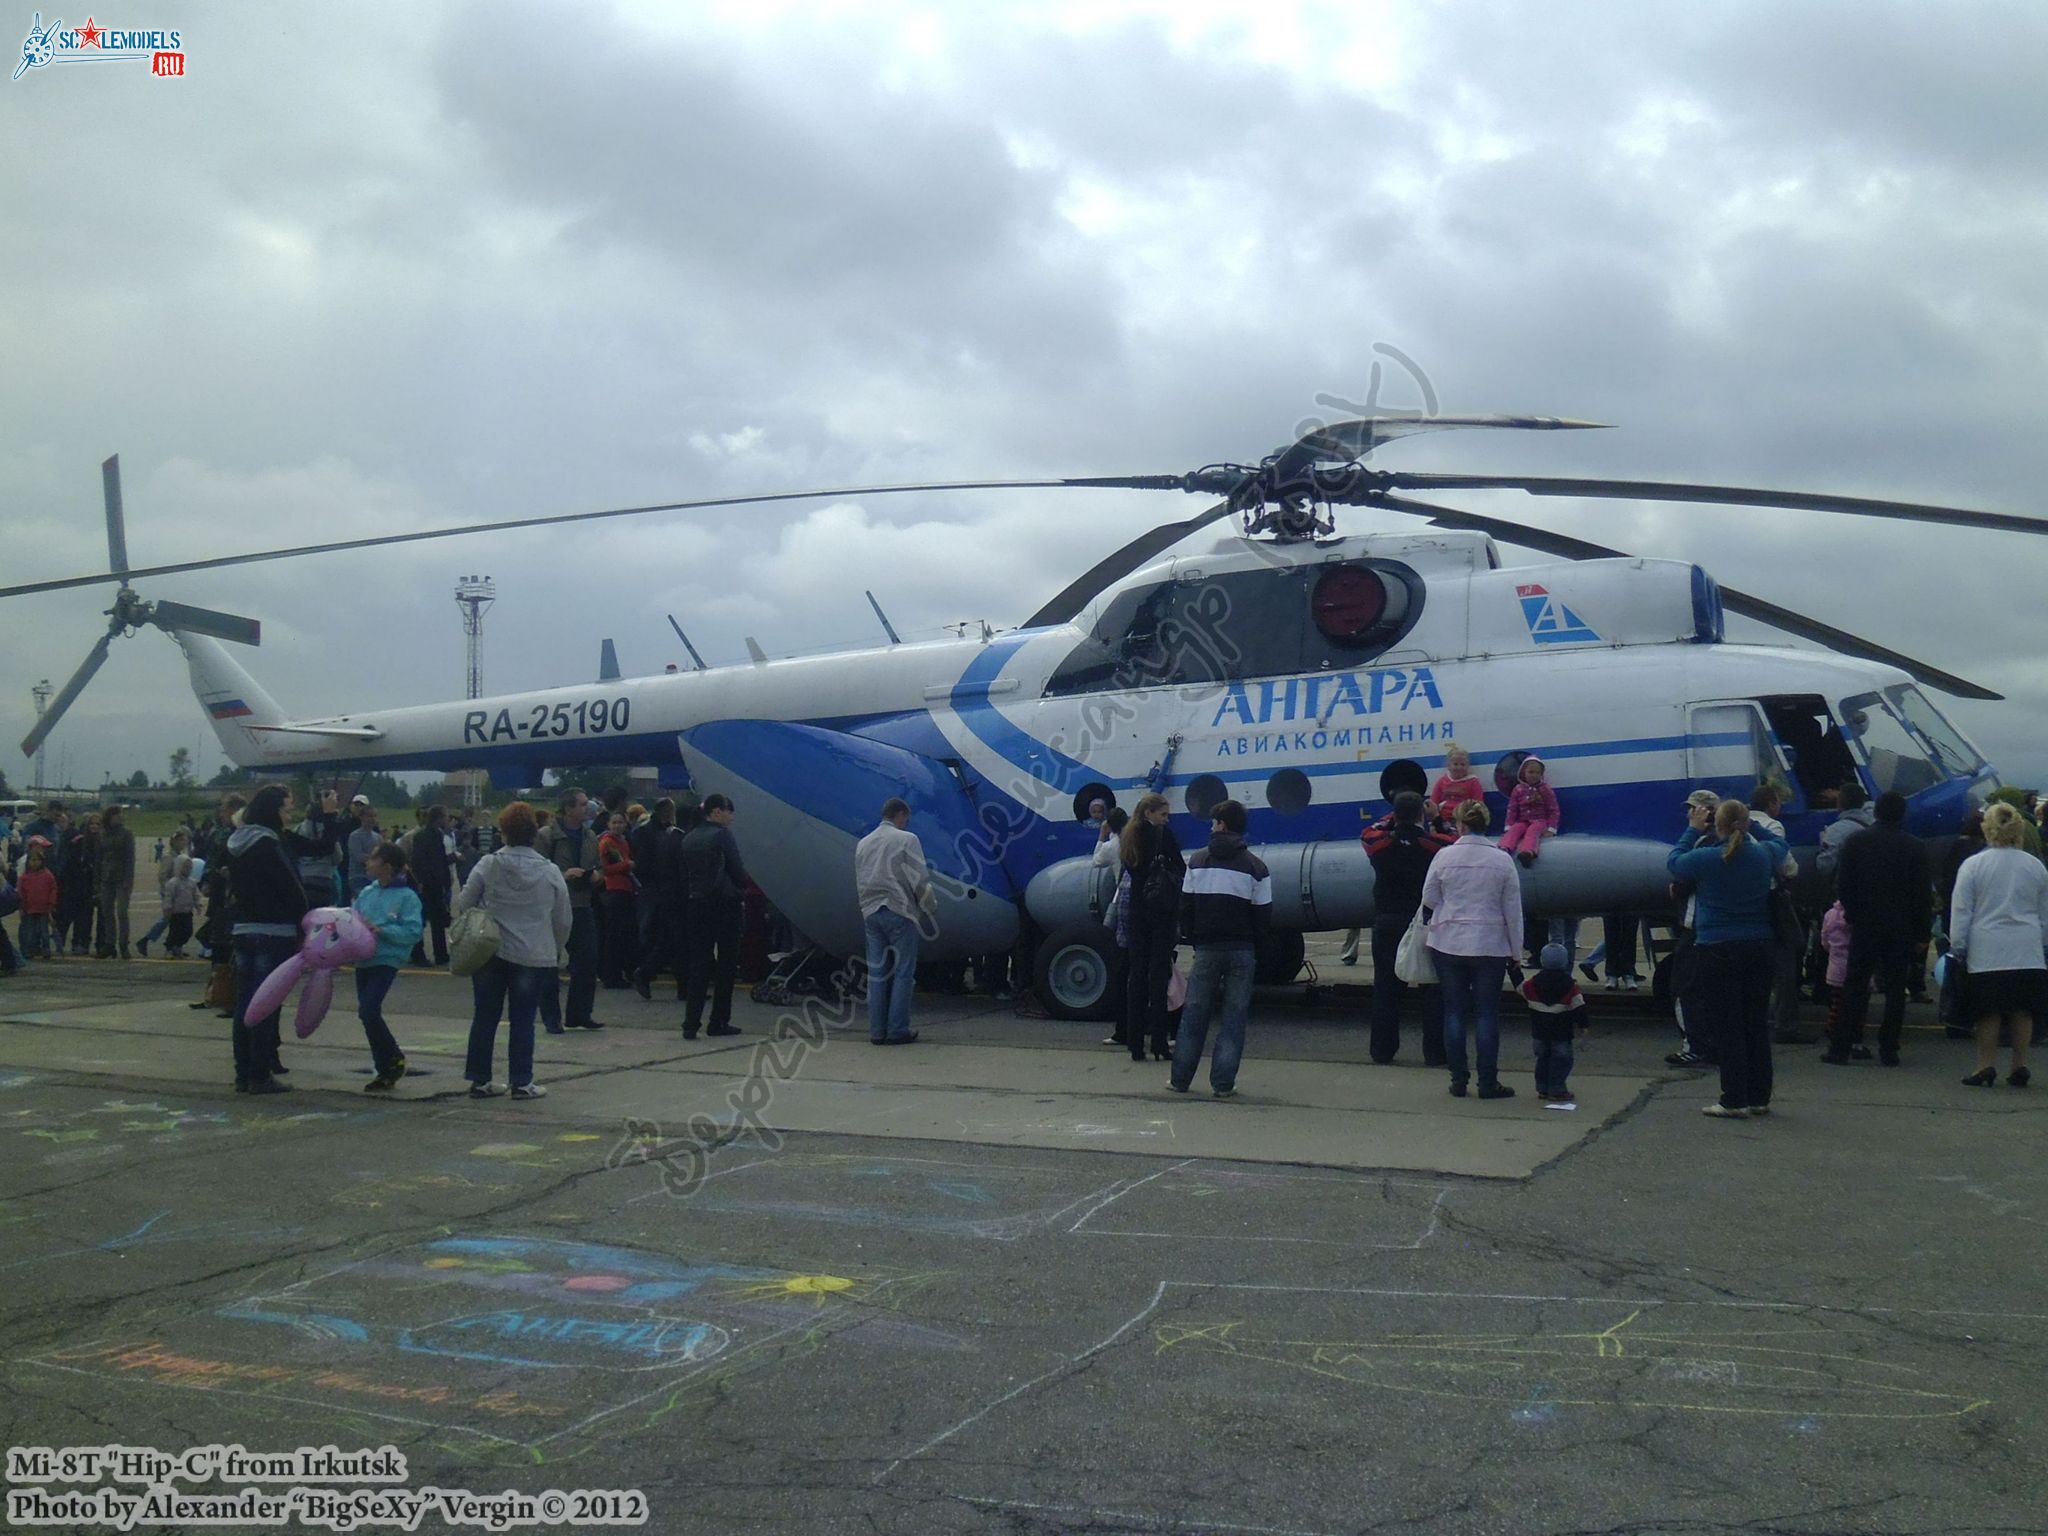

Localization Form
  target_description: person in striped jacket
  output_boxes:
[1167,799,1272,1100]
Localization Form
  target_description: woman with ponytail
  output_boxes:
[1669,795,1788,1119]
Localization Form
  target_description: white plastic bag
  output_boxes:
[1393,909,1437,985]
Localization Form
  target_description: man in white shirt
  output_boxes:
[855,798,931,1045]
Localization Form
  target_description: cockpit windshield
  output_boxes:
[1885,685,1985,778]
[1837,691,1943,797]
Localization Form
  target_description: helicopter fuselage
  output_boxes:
[175,530,1997,972]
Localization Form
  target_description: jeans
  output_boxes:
[1370,912,1444,1065]
[95,878,133,955]
[1533,1037,1574,1097]
[1546,916,1580,970]
[467,956,547,1088]
[19,914,52,959]
[1835,933,1914,1059]
[1123,908,1178,1058]
[1435,950,1508,1087]
[1698,939,1774,1108]
[864,907,921,1041]
[540,906,600,1029]
[140,914,169,947]
[354,964,403,1076]
[685,899,741,1030]
[1171,943,1256,1093]
[231,933,298,1088]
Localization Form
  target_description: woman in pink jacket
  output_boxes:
[1421,799,1525,1099]
[1499,755,1561,866]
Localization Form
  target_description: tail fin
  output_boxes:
[173,630,289,767]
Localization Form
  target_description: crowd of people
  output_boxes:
[1093,763,2048,1114]
[3,770,2045,1111]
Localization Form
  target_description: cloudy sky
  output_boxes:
[3,0,2044,793]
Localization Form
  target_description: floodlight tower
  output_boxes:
[455,576,496,807]
[30,678,52,793]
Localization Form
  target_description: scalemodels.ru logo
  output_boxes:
[13,12,185,80]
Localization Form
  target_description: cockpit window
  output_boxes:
[1838,691,1943,797]
[1044,561,1422,697]
[1886,686,1983,777]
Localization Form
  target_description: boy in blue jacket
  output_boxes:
[352,841,424,1091]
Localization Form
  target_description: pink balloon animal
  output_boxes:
[245,906,378,1039]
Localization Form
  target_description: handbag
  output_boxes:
[447,857,503,977]
[1767,884,1800,946]
[1393,908,1437,985]
[1935,949,1967,1029]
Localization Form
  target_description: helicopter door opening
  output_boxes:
[1685,701,1786,808]
[1756,694,1859,814]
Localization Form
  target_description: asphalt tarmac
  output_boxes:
[1,947,2041,1535]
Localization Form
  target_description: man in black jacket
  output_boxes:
[1168,799,1271,1099]
[678,794,747,1038]
[225,784,309,1095]
[629,798,678,998]
[1363,791,1452,1066]
[1825,790,1932,1067]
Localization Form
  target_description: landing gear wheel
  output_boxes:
[1254,929,1306,986]
[1034,920,1124,1022]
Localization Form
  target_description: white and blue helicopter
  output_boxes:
[13,417,2036,1016]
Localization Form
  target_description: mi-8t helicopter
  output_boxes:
[11,415,2039,1017]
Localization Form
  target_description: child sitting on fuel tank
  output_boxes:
[1500,755,1561,865]
[1521,941,1587,1104]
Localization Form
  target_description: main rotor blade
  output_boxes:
[1378,472,2048,538]
[1271,415,1610,484]
[102,455,129,574]
[149,599,262,646]
[1023,500,1238,628]
[1374,494,2003,703]
[19,626,118,758]
[0,476,1187,602]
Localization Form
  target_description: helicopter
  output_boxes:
[9,415,2040,1018]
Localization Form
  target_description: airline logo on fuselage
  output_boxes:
[1211,666,1443,728]
[1516,583,1600,644]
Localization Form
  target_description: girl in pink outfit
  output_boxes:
[1820,900,1863,1044]
[1500,755,1561,865]
[1429,742,1485,825]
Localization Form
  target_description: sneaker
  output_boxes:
[1665,1050,1709,1068]
[469,1082,504,1098]
[1622,975,1642,993]
[365,1057,408,1093]
[245,1077,291,1096]
[1549,1093,1577,1107]
[1746,1105,1771,1116]
[1166,1080,1189,1094]
[566,1019,607,1030]
[705,1023,742,1037]
[1849,1045,1874,1061]
[136,938,150,957]
[510,1083,547,1100]
[1448,1080,1468,1098]
[1212,1086,1237,1100]
[1476,1082,1516,1100]
[1701,1103,1747,1119]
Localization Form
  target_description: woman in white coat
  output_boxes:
[1951,802,2048,1088]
